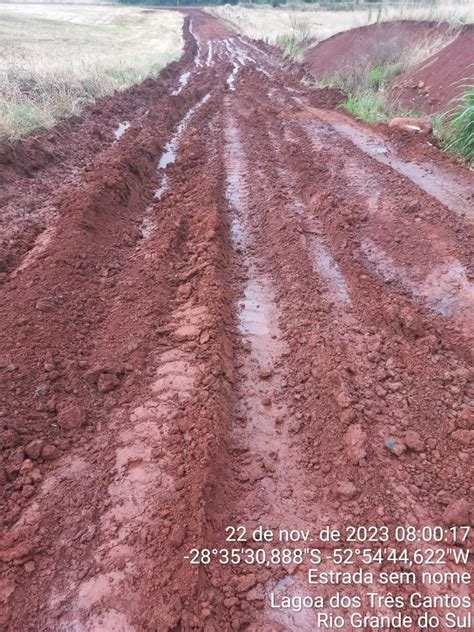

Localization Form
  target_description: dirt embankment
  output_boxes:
[305,21,449,81]
[305,20,473,114]
[391,26,474,114]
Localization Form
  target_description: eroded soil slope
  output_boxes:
[391,25,474,114]
[305,20,473,114]
[0,10,473,631]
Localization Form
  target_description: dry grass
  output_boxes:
[365,1,474,25]
[208,1,473,55]
[0,4,184,141]
[208,5,360,46]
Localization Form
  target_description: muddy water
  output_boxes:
[189,20,202,67]
[206,41,213,66]
[221,37,272,84]
[114,121,130,140]
[308,109,473,220]
[154,173,169,199]
[171,71,191,96]
[226,63,239,91]
[362,237,474,328]
[239,36,281,69]
[158,93,211,169]
[139,96,211,244]
[139,207,154,240]
[310,237,351,305]
[137,177,169,242]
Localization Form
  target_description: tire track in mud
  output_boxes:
[291,114,474,339]
[214,73,472,627]
[0,10,472,631]
[0,16,200,283]
[1,79,234,629]
[222,107,324,629]
[305,107,474,221]
[0,19,224,627]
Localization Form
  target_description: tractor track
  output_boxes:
[0,10,472,631]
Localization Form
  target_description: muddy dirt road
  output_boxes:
[0,11,473,631]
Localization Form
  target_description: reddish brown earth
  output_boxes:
[391,26,474,114]
[0,10,473,631]
[305,20,473,114]
[305,21,449,81]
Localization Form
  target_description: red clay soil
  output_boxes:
[305,20,449,82]
[0,20,198,281]
[390,25,474,114]
[305,20,474,115]
[0,10,473,631]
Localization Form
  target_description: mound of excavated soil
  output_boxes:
[390,26,474,114]
[305,21,448,82]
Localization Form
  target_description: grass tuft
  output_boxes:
[342,90,390,124]
[443,87,474,164]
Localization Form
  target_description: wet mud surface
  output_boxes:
[0,10,473,631]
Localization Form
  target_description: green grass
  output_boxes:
[322,59,404,124]
[342,90,390,124]
[442,87,474,164]
[0,100,53,139]
[275,32,311,60]
[341,82,474,167]
[320,28,461,128]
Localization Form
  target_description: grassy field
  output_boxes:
[0,4,183,141]
[208,2,473,59]
[208,5,360,56]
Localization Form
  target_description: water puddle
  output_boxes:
[206,41,213,67]
[223,38,234,58]
[308,110,473,220]
[239,36,281,68]
[362,237,474,327]
[230,230,286,457]
[310,237,351,305]
[230,217,246,249]
[171,71,190,96]
[226,63,239,91]
[154,173,169,200]
[139,209,154,240]
[222,37,272,81]
[158,93,210,170]
[239,277,277,343]
[114,121,130,141]
[225,111,286,439]
[138,96,210,244]
[137,176,169,243]
[224,110,324,631]
[189,20,202,67]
